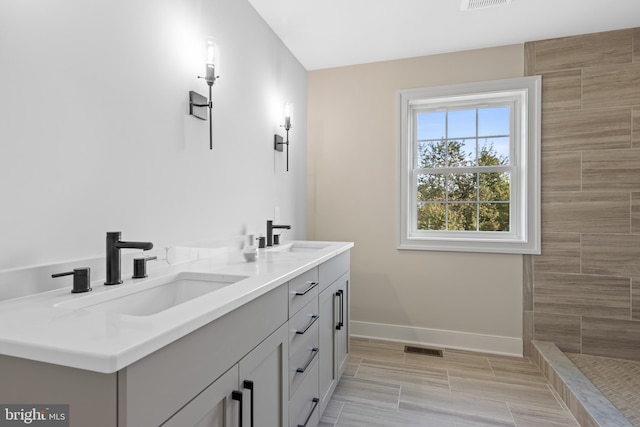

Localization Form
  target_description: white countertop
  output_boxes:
[0,241,353,374]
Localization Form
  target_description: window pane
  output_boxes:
[447,173,477,202]
[479,203,510,231]
[418,174,446,201]
[447,109,476,139]
[448,203,477,231]
[479,137,509,165]
[479,172,510,201]
[478,106,510,136]
[418,140,447,168]
[445,139,472,167]
[417,111,445,140]
[417,203,446,230]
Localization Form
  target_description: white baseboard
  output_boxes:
[351,320,523,357]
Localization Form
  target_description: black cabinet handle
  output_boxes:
[297,397,320,427]
[232,390,243,427]
[296,347,319,373]
[335,290,344,330]
[294,281,319,296]
[295,315,319,335]
[243,380,254,427]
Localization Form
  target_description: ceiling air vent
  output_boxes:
[461,0,512,11]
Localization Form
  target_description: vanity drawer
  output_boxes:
[289,298,319,358]
[288,326,319,398]
[288,267,319,317]
[319,251,349,292]
[289,362,319,427]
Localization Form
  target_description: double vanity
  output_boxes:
[0,240,353,427]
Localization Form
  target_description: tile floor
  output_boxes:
[319,338,580,427]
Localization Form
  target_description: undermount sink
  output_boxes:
[265,241,330,253]
[55,272,248,317]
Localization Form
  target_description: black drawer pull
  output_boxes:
[297,397,320,427]
[232,390,243,427]
[335,289,344,330]
[243,380,254,427]
[294,281,319,296]
[296,347,319,373]
[295,315,319,335]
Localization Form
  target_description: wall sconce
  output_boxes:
[274,102,292,171]
[189,37,220,150]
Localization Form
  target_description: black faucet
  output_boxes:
[105,231,153,285]
[266,220,291,247]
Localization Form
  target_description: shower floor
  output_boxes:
[566,353,640,427]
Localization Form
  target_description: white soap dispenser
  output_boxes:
[243,234,258,262]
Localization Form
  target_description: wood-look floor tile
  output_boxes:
[335,402,456,427]
[404,349,494,378]
[349,339,406,363]
[508,402,580,427]
[400,387,513,424]
[343,355,361,377]
[356,359,449,391]
[488,358,548,384]
[331,377,400,410]
[399,401,515,427]
[449,376,562,410]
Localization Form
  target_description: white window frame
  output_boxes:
[398,76,541,254]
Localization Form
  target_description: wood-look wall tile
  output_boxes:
[533,313,581,353]
[582,234,640,277]
[524,42,536,77]
[541,152,581,192]
[583,63,640,108]
[523,310,533,357]
[534,29,633,72]
[633,107,640,148]
[634,28,640,63]
[582,148,640,191]
[523,255,533,310]
[541,108,631,152]
[632,279,640,320]
[534,233,581,274]
[541,192,630,234]
[633,193,640,234]
[541,70,582,111]
[582,317,640,361]
[534,272,630,319]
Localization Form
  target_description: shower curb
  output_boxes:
[531,340,633,427]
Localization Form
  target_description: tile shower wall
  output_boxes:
[524,28,640,361]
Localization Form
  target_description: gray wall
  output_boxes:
[0,0,307,271]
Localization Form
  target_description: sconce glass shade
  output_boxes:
[283,102,293,131]
[204,37,219,85]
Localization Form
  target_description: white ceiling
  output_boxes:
[247,0,640,70]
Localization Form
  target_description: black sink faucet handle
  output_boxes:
[132,256,157,279]
[52,267,92,293]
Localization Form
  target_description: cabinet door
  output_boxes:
[335,274,349,377]
[318,280,338,414]
[162,365,240,427]
[238,322,289,427]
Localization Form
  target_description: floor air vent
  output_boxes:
[404,346,443,357]
[461,0,512,11]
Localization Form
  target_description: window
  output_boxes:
[398,77,541,254]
